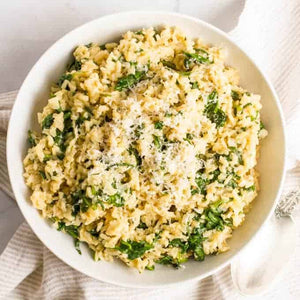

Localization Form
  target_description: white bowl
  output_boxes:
[7,11,286,288]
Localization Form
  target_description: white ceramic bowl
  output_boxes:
[7,11,286,288]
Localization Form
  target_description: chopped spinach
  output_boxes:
[155,254,186,268]
[128,144,142,166]
[57,222,81,254]
[116,240,153,260]
[134,123,145,138]
[183,133,194,145]
[145,265,155,271]
[74,239,82,255]
[162,60,177,70]
[187,227,206,261]
[27,130,36,147]
[42,114,54,129]
[43,154,52,162]
[71,190,93,215]
[39,170,46,180]
[204,91,227,128]
[184,49,213,70]
[107,193,125,207]
[58,74,73,86]
[154,121,164,130]
[191,82,199,89]
[137,222,148,229]
[153,135,162,149]
[169,238,189,253]
[229,147,244,165]
[115,70,146,91]
[244,185,255,192]
[57,222,79,239]
[231,90,240,101]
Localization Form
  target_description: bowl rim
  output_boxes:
[6,10,287,288]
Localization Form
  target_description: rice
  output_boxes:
[23,27,267,272]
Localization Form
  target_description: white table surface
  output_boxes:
[0,0,244,254]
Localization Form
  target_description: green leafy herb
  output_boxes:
[74,239,82,255]
[229,147,244,165]
[183,133,194,145]
[154,121,164,130]
[187,227,206,261]
[145,265,155,271]
[27,130,36,147]
[115,70,146,91]
[137,222,148,229]
[107,193,125,207]
[153,135,162,150]
[57,222,81,254]
[71,190,93,215]
[155,254,186,268]
[57,222,79,239]
[58,74,73,86]
[135,30,145,36]
[162,60,177,70]
[42,114,54,129]
[107,162,134,169]
[116,240,153,260]
[179,71,191,76]
[134,123,145,138]
[39,170,46,180]
[43,154,52,162]
[169,238,189,253]
[128,145,142,166]
[231,90,240,101]
[184,49,212,70]
[191,82,199,89]
[260,121,265,130]
[244,185,255,192]
[204,91,227,128]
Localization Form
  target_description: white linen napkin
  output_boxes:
[0,0,299,298]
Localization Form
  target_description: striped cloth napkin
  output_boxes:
[0,0,299,298]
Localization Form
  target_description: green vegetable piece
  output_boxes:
[244,185,255,192]
[58,74,73,86]
[43,154,52,162]
[145,265,155,271]
[134,123,145,138]
[191,82,199,89]
[42,114,54,129]
[204,91,227,128]
[184,49,212,70]
[128,145,142,166]
[229,147,244,165]
[27,130,36,147]
[39,170,46,180]
[183,133,194,145]
[107,193,125,207]
[169,238,189,253]
[116,240,153,260]
[57,222,79,239]
[162,60,177,70]
[154,121,164,130]
[74,239,82,255]
[137,222,148,229]
[231,90,240,101]
[153,135,161,149]
[115,70,146,91]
